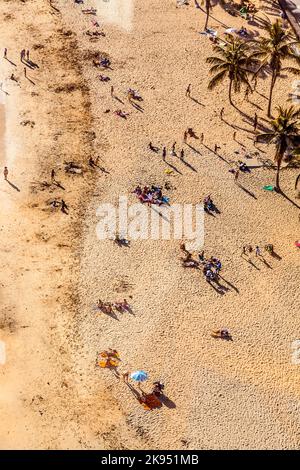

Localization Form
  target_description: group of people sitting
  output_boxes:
[97,299,130,314]
[93,57,111,68]
[180,245,222,281]
[133,185,170,205]
[202,256,222,282]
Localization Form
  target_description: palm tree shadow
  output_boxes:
[279,190,300,210]
[6,180,20,192]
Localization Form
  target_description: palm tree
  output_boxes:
[206,36,256,106]
[257,105,300,190]
[251,18,300,117]
[202,0,211,30]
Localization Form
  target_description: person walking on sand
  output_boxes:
[61,199,68,213]
[51,169,55,182]
[200,133,204,144]
[220,107,224,119]
[21,49,25,62]
[180,149,184,160]
[255,245,262,257]
[3,167,8,180]
[162,146,166,161]
[3,48,7,59]
[183,130,188,143]
[110,85,114,97]
[26,50,30,61]
[171,142,176,156]
[24,67,27,78]
[233,131,236,141]
[186,83,191,97]
[253,113,258,131]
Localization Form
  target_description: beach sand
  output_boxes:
[0,0,300,450]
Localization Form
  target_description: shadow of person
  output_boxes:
[6,180,20,192]
[107,364,120,379]
[190,96,205,107]
[4,58,17,67]
[218,274,239,293]
[270,251,282,261]
[130,101,144,112]
[242,257,260,270]
[237,183,257,199]
[258,257,272,269]
[126,382,141,400]
[25,76,36,86]
[180,159,197,172]
[53,180,65,190]
[113,96,125,105]
[159,394,176,409]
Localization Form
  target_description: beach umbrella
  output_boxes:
[130,370,148,384]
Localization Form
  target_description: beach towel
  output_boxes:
[263,185,275,191]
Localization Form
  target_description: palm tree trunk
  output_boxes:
[275,145,285,191]
[204,0,210,30]
[229,79,233,106]
[276,158,281,190]
[268,70,277,117]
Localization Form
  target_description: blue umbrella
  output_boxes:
[130,370,148,383]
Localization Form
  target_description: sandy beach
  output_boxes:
[0,0,300,450]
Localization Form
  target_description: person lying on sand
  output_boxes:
[211,329,231,339]
[98,75,110,82]
[114,110,129,119]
